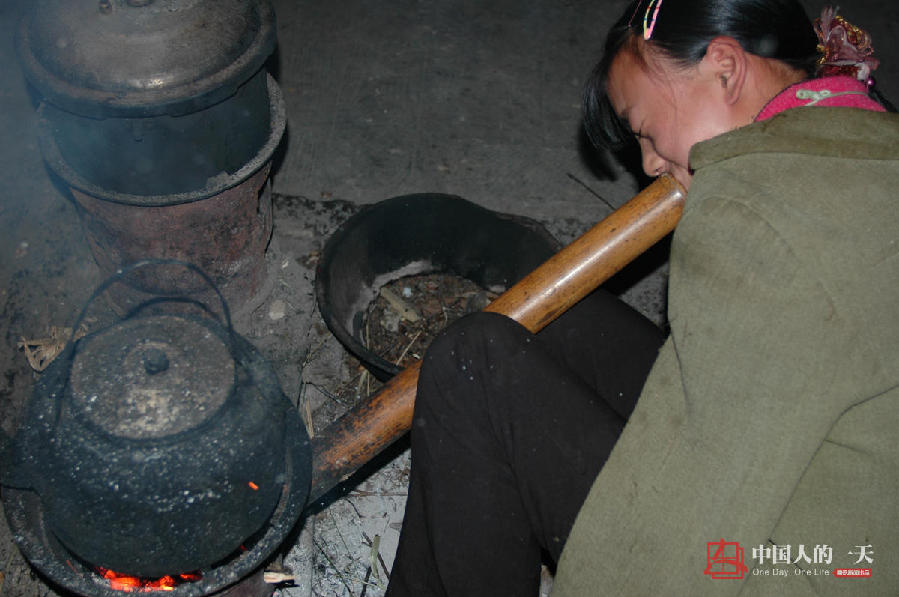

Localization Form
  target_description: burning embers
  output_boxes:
[97,568,203,593]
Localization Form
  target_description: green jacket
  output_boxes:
[554,107,899,596]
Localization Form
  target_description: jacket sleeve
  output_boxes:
[553,195,867,595]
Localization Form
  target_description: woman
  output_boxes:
[387,1,899,594]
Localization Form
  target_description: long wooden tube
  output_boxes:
[308,174,686,502]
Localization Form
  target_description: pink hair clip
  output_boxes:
[643,0,664,40]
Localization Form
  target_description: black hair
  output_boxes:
[583,0,819,150]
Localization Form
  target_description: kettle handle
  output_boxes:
[2,261,234,491]
[66,259,235,349]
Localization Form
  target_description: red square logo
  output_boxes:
[705,539,748,579]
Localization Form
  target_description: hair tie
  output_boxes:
[814,6,879,82]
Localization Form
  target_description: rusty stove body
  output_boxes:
[18,0,285,311]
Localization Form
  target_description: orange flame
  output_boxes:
[97,567,202,592]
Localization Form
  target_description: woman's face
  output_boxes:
[606,46,741,190]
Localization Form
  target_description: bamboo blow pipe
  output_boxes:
[483,174,686,329]
[308,174,686,502]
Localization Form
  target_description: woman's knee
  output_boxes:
[425,311,527,363]
[414,312,527,417]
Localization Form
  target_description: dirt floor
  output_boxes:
[1,0,897,595]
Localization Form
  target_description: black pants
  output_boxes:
[386,288,664,597]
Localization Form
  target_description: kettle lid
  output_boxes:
[69,314,235,439]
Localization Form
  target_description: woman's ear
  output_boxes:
[701,36,747,105]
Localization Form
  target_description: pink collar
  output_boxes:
[755,76,885,122]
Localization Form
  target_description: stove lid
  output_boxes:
[17,0,276,117]
[68,315,235,439]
